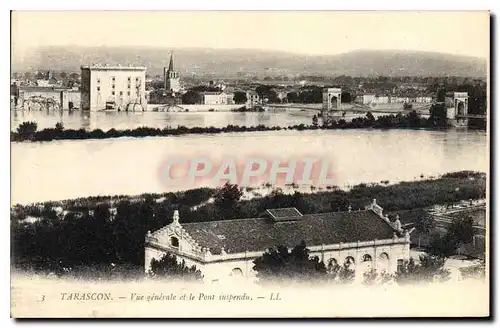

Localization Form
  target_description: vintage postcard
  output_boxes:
[10,10,490,318]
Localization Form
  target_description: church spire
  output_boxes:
[168,52,174,71]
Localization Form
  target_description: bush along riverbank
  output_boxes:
[11,110,482,143]
[11,171,486,278]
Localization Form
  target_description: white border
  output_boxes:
[3,1,498,326]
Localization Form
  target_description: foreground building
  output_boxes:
[80,64,147,111]
[145,199,412,283]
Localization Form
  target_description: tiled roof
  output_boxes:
[201,91,222,96]
[265,207,303,221]
[181,209,397,255]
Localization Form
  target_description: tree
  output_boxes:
[148,252,203,281]
[36,71,46,80]
[448,216,475,252]
[190,85,221,92]
[255,85,280,104]
[213,183,243,210]
[266,90,280,103]
[460,260,485,280]
[312,115,318,127]
[362,268,394,285]
[326,260,355,284]
[93,203,111,223]
[69,73,80,81]
[252,241,327,285]
[233,91,248,104]
[181,91,202,104]
[428,103,447,127]
[299,86,323,103]
[16,121,38,140]
[415,212,436,248]
[407,110,421,127]
[55,122,64,132]
[255,85,270,100]
[428,232,457,258]
[394,255,450,285]
[436,87,446,103]
[341,91,354,103]
[366,112,375,122]
[287,92,300,103]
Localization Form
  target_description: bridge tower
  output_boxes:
[447,92,469,127]
[454,92,469,116]
[322,88,342,111]
[321,88,342,122]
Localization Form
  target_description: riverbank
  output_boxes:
[11,171,486,276]
[11,111,464,142]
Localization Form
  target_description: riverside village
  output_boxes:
[11,12,487,294]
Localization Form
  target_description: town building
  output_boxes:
[164,52,181,95]
[80,64,147,111]
[362,94,433,105]
[209,80,227,91]
[145,199,412,283]
[14,85,80,111]
[225,92,235,105]
[201,91,228,105]
[246,91,261,107]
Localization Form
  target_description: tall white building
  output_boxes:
[80,65,147,111]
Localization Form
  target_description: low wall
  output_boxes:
[147,104,244,112]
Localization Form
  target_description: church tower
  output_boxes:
[164,52,181,95]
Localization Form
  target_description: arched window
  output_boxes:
[170,236,179,248]
[231,268,243,276]
[362,254,372,262]
[345,256,355,270]
[457,101,465,116]
[331,96,338,109]
[327,258,338,268]
[377,252,390,273]
[345,256,355,265]
[379,252,389,260]
[326,258,339,275]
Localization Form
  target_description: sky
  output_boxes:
[11,11,490,59]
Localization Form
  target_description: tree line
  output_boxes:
[12,107,485,143]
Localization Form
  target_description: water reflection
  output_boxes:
[11,110,318,131]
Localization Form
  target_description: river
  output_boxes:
[11,110,317,131]
[11,129,488,205]
[10,109,406,131]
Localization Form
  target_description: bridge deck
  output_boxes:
[456,114,487,119]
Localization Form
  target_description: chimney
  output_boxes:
[173,210,180,225]
[394,215,402,232]
[372,199,377,207]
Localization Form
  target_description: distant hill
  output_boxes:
[12,46,487,78]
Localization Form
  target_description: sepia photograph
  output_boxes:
[9,10,490,318]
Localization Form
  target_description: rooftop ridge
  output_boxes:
[180,209,372,226]
[80,64,147,70]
